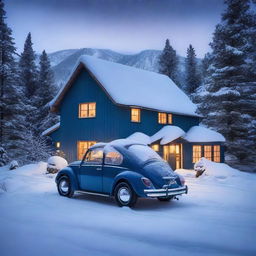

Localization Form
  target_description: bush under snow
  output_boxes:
[47,156,68,174]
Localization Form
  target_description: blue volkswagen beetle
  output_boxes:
[56,140,188,207]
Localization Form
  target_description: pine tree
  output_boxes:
[185,44,201,94]
[199,0,256,166]
[36,50,59,134]
[158,39,179,85]
[19,33,38,98]
[0,0,27,162]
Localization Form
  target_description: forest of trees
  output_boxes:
[0,0,255,170]
[0,0,58,165]
[159,0,256,169]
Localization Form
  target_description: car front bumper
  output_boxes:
[144,185,188,198]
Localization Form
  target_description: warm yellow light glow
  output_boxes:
[151,144,159,151]
[77,141,96,160]
[131,108,140,122]
[158,112,167,124]
[192,145,202,163]
[168,114,173,124]
[213,145,220,162]
[56,142,61,148]
[204,145,212,160]
[79,103,96,118]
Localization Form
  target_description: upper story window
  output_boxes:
[131,108,141,122]
[158,112,167,124]
[79,102,96,118]
[168,114,173,124]
[158,112,173,124]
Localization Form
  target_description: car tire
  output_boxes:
[57,176,74,198]
[114,182,137,207]
[157,196,173,202]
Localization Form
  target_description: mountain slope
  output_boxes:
[48,48,189,87]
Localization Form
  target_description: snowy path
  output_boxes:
[0,163,255,256]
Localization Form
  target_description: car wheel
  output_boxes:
[57,176,74,198]
[114,182,137,207]
[157,196,173,202]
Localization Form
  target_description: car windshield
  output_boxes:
[127,144,162,164]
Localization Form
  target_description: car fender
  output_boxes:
[112,170,148,197]
[55,167,80,191]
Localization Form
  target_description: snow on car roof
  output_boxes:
[127,132,151,145]
[50,55,199,117]
[151,126,186,145]
[184,126,225,142]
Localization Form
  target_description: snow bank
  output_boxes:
[51,55,198,117]
[151,126,185,145]
[127,132,151,145]
[184,126,225,142]
[176,158,242,180]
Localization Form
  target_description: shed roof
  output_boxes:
[50,55,199,117]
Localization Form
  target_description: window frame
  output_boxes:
[77,141,97,160]
[213,145,221,162]
[78,102,96,118]
[158,112,167,124]
[192,145,202,163]
[204,145,212,161]
[168,113,173,124]
[131,108,141,123]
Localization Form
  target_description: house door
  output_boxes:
[163,144,182,170]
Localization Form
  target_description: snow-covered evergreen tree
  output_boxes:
[199,0,256,165]
[0,0,27,162]
[36,50,59,134]
[19,33,38,98]
[158,39,179,86]
[185,44,201,94]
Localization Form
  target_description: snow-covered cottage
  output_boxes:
[45,56,225,169]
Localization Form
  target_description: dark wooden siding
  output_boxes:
[52,68,201,162]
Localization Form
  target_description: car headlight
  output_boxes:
[141,177,153,188]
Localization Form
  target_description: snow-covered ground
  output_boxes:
[0,162,255,256]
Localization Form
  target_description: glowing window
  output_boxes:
[79,103,96,118]
[213,145,220,162]
[168,114,173,124]
[85,148,103,164]
[105,150,123,165]
[131,108,140,122]
[77,141,96,160]
[204,145,212,160]
[192,145,202,163]
[56,142,61,148]
[151,144,159,152]
[158,113,167,124]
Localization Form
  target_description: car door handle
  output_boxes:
[96,167,102,171]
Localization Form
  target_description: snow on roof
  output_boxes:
[41,122,60,136]
[151,126,186,145]
[184,126,225,142]
[127,132,151,145]
[51,55,199,117]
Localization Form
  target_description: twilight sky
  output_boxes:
[5,0,224,57]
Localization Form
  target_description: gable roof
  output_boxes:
[50,55,199,117]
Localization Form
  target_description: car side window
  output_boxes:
[84,148,103,164]
[105,148,123,165]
